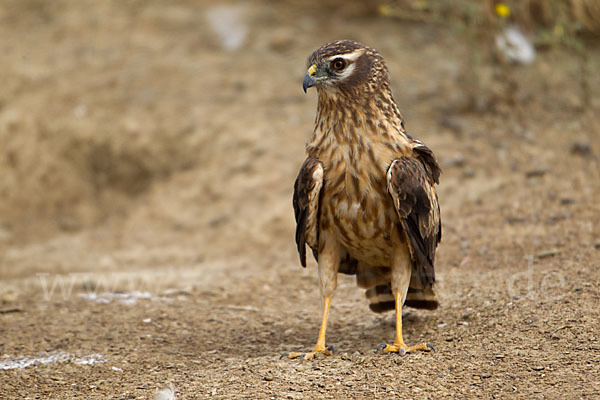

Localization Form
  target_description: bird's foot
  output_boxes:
[377,342,434,356]
[281,345,335,360]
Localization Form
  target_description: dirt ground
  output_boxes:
[1,1,599,399]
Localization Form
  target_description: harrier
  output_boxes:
[286,40,441,360]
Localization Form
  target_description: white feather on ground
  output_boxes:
[155,384,176,400]
[495,25,536,65]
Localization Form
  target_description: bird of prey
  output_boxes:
[287,40,441,360]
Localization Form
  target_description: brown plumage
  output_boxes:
[286,40,441,360]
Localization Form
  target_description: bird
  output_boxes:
[286,40,441,360]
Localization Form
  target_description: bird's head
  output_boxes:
[302,40,387,95]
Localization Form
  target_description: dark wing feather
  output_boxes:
[293,157,323,267]
[387,154,441,285]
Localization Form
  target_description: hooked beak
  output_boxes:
[302,64,318,93]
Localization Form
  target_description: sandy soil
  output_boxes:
[1,1,599,398]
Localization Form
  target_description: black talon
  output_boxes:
[280,352,289,359]
[377,344,387,353]
[299,353,306,361]
[426,343,435,352]
[327,345,335,354]
[400,348,406,356]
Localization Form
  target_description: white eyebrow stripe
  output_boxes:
[324,49,365,62]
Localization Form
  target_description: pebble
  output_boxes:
[535,249,560,259]
[570,142,593,157]
[1,292,17,303]
[462,167,476,178]
[525,167,548,178]
[531,366,545,371]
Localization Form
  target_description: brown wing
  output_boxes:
[386,152,441,285]
[293,157,323,267]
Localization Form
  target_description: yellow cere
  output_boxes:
[308,64,317,77]
[495,3,510,18]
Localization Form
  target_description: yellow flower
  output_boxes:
[495,3,511,18]
[553,24,564,38]
[412,0,428,10]
[378,4,392,16]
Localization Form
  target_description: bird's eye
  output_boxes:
[331,58,346,71]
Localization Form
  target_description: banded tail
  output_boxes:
[357,265,439,313]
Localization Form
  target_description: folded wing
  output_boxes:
[293,157,324,267]
[386,147,441,285]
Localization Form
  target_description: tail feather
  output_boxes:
[348,261,439,313]
[404,285,439,310]
[365,283,438,312]
[362,267,438,312]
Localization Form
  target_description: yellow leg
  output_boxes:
[283,297,335,360]
[378,292,434,355]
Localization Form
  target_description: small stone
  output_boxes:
[263,375,274,382]
[526,167,548,178]
[462,167,476,178]
[531,366,544,371]
[535,249,560,259]
[506,216,527,224]
[1,292,17,303]
[570,142,593,157]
